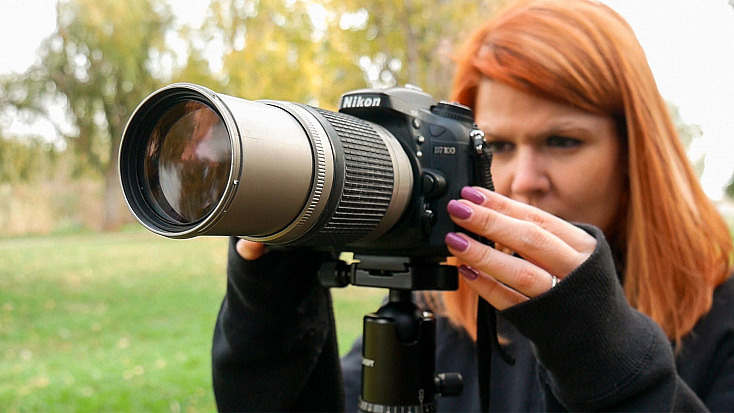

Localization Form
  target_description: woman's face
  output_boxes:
[474,79,626,233]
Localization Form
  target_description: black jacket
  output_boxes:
[212,227,734,411]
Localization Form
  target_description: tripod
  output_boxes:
[320,255,463,412]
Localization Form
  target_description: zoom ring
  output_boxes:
[307,109,395,245]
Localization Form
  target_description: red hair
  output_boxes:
[438,0,733,344]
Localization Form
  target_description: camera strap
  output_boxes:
[471,130,495,193]
[472,134,515,411]
[477,298,516,412]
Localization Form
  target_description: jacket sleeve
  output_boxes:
[211,237,344,412]
[500,225,709,412]
[676,275,734,411]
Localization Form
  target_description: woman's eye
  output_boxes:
[546,135,581,148]
[485,141,514,153]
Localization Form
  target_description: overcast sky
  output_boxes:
[1,0,733,199]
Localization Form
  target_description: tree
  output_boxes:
[193,0,506,107]
[0,0,178,229]
[0,135,58,183]
[197,0,367,108]
[322,0,508,99]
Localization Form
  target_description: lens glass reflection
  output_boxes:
[144,100,231,223]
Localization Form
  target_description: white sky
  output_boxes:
[1,0,733,199]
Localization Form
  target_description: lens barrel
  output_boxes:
[119,83,413,246]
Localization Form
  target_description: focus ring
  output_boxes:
[307,108,395,245]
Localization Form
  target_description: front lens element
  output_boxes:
[143,100,232,224]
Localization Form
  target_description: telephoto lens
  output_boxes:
[119,83,413,246]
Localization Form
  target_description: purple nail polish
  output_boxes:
[458,265,480,281]
[447,200,472,220]
[461,186,486,205]
[445,232,469,252]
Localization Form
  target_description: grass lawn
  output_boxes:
[0,228,386,412]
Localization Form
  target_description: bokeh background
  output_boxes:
[1,0,732,411]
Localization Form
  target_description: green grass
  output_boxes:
[0,229,385,412]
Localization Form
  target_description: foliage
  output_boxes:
[191,0,366,108]
[667,102,704,177]
[0,0,183,229]
[322,0,508,100]
[667,103,731,200]
[0,136,59,183]
[190,0,505,107]
[3,0,173,171]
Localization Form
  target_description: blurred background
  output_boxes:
[1,0,732,411]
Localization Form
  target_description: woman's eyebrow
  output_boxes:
[480,124,595,141]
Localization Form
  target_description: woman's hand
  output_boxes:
[235,239,266,261]
[445,186,597,310]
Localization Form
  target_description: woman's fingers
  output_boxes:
[450,187,596,278]
[457,264,528,309]
[236,239,266,261]
[462,186,596,256]
[444,187,597,308]
[447,199,581,278]
[446,232,558,300]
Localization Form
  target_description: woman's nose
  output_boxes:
[509,149,550,200]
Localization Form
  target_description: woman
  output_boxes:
[212,0,734,411]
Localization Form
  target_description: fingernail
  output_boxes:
[461,186,486,205]
[445,232,469,252]
[458,265,480,281]
[447,200,472,220]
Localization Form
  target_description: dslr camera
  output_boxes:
[119,83,492,288]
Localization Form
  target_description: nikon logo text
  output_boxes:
[342,95,381,108]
